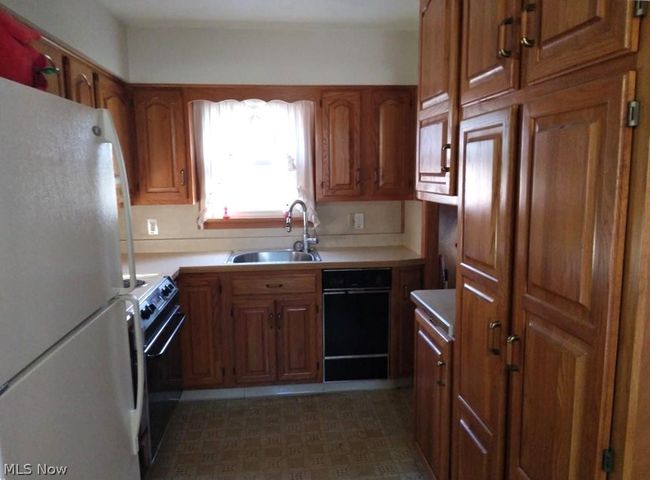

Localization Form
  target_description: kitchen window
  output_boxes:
[192,99,318,228]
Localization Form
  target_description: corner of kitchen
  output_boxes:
[1,1,650,480]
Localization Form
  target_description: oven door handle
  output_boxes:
[144,305,181,355]
[146,312,186,358]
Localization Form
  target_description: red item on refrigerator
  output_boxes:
[0,11,47,89]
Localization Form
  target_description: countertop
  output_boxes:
[125,246,424,279]
[410,289,456,337]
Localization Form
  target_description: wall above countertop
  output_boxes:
[119,201,423,253]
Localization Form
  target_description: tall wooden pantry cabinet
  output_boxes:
[414,0,648,478]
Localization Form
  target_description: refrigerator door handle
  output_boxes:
[115,294,144,455]
[97,109,137,295]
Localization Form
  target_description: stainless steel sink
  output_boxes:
[226,249,322,264]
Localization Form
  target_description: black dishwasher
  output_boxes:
[323,268,391,381]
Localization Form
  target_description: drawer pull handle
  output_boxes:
[497,17,513,58]
[266,283,283,288]
[488,320,502,355]
[521,3,536,48]
[436,360,446,386]
[506,335,520,371]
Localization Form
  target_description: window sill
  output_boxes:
[203,217,308,229]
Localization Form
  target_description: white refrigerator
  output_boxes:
[0,78,143,479]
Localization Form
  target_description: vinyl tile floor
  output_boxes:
[145,388,430,480]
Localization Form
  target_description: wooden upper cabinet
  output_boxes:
[416,0,459,199]
[508,73,634,480]
[318,90,362,199]
[276,296,320,383]
[453,107,518,480]
[368,89,415,198]
[95,75,137,198]
[232,297,277,385]
[521,0,640,85]
[133,88,191,205]
[414,308,452,480]
[317,87,416,201]
[416,111,454,196]
[64,56,96,107]
[32,38,66,98]
[418,0,459,112]
[179,275,224,389]
[460,0,519,105]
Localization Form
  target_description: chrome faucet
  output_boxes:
[285,199,318,252]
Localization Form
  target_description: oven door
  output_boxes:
[144,305,185,462]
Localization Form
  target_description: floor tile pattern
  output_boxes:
[146,388,429,479]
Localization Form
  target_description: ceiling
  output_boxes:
[96,0,419,29]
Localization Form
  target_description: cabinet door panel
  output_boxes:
[276,297,319,383]
[179,276,224,388]
[232,298,277,385]
[318,91,362,199]
[370,89,414,198]
[33,39,66,98]
[64,56,95,107]
[419,0,458,111]
[134,89,190,204]
[416,112,454,195]
[95,75,137,198]
[453,107,517,480]
[509,73,634,480]
[522,0,639,85]
[414,309,451,480]
[392,266,423,377]
[460,0,519,104]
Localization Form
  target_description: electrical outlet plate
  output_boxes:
[146,218,159,236]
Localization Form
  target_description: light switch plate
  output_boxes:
[353,213,365,229]
[146,218,159,236]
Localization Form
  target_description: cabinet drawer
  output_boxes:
[231,273,317,296]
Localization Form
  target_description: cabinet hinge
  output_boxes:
[627,100,640,127]
[634,1,648,17]
[602,448,614,473]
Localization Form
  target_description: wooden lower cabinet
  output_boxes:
[276,297,320,383]
[178,274,225,389]
[391,266,424,377]
[229,271,321,386]
[232,298,277,385]
[232,294,320,385]
[414,308,452,480]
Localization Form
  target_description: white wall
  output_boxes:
[127,24,418,84]
[0,0,129,79]
[121,201,411,253]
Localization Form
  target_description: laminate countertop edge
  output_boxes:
[410,289,456,338]
[124,246,425,280]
